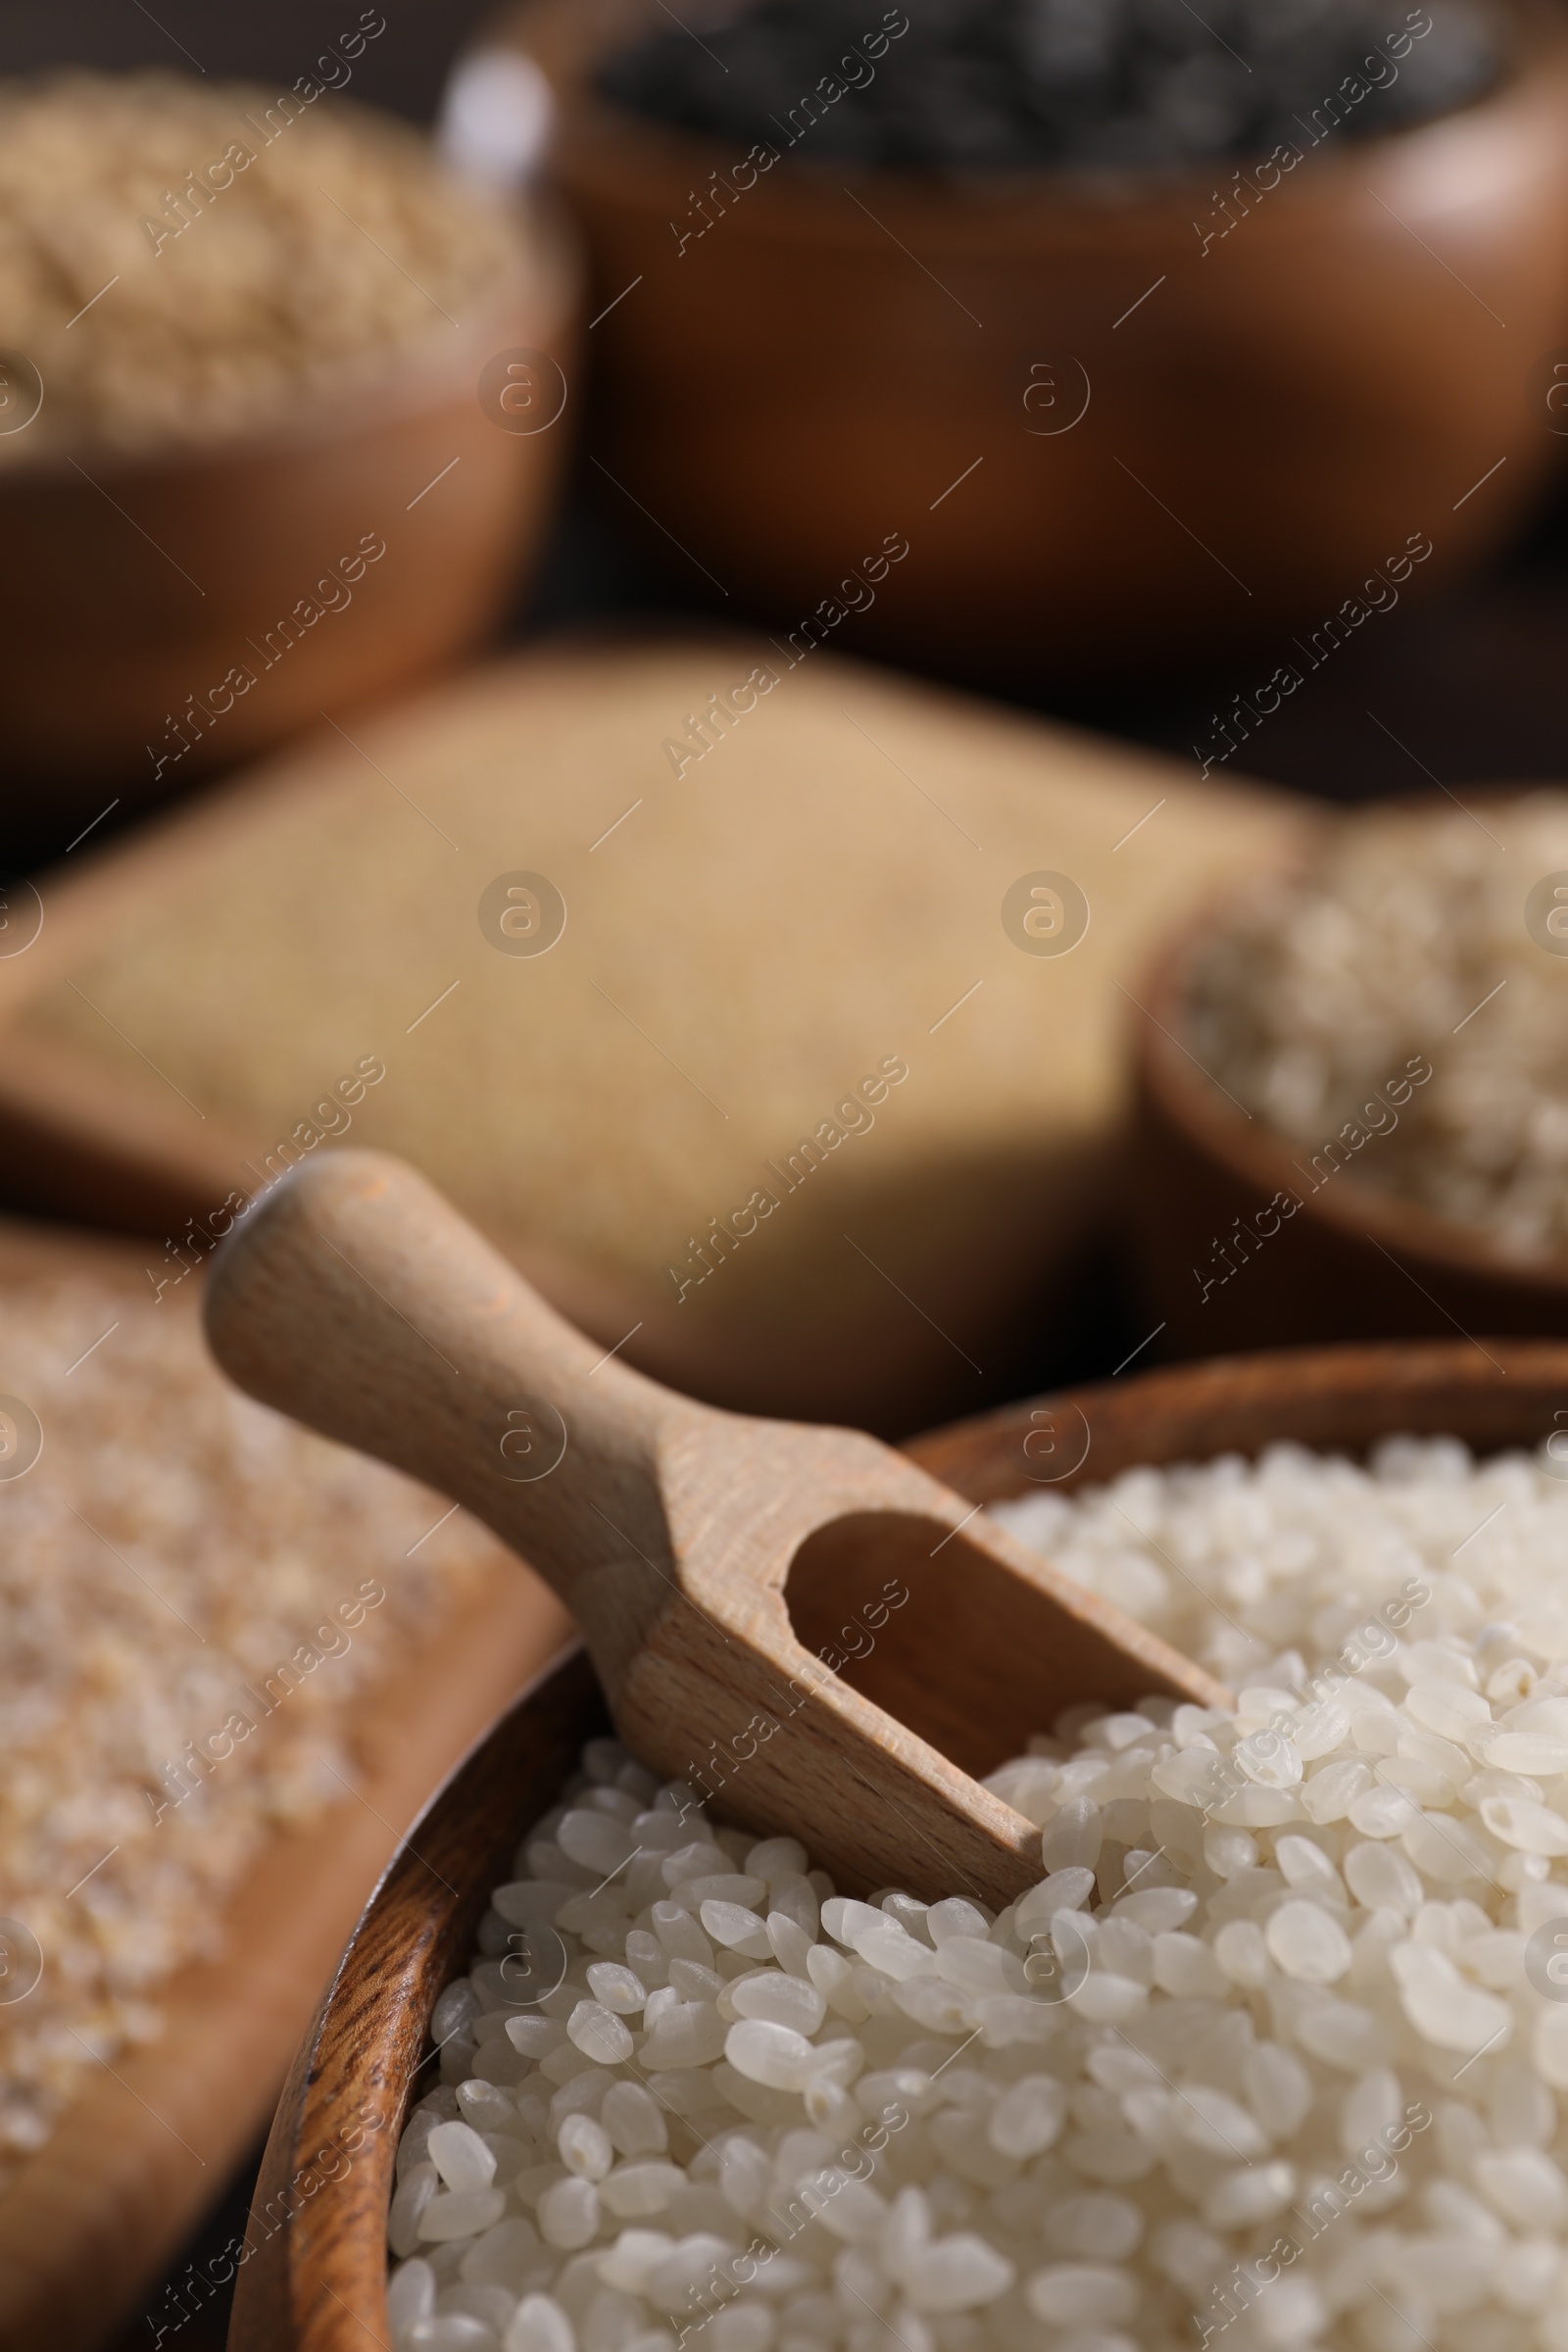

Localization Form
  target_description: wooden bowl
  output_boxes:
[1126,899,1568,1359]
[488,0,1568,683]
[227,1645,602,2352]
[0,222,579,836]
[229,1336,1568,2350]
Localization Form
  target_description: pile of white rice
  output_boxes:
[1189,794,1568,1260]
[388,1439,1568,2352]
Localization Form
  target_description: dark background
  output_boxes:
[6,2,1550,2344]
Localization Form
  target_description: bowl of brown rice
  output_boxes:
[0,70,579,823]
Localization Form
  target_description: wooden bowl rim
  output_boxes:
[1134,829,1568,1304]
[246,1333,1568,2349]
[507,0,1568,244]
[229,1642,603,2352]
[906,1334,1568,1496]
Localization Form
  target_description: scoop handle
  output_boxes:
[203,1151,699,1694]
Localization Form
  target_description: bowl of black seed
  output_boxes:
[599,0,1500,173]
[493,0,1568,685]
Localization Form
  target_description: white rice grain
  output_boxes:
[388,1437,1568,2352]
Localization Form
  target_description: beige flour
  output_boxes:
[14,638,1300,1425]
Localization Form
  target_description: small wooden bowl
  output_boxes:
[229,1337,1568,2350]
[1127,904,1568,1359]
[492,0,1568,681]
[0,221,579,835]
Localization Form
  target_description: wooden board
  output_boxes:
[0,627,1304,1436]
[0,1216,572,2352]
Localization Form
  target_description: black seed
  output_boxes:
[595,0,1502,172]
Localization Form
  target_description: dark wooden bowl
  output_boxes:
[489,0,1568,683]
[229,1337,1568,2350]
[1127,902,1568,1359]
[0,229,579,835]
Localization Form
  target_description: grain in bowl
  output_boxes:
[1187,794,1568,1264]
[386,1434,1568,2352]
[0,68,538,458]
[597,0,1500,172]
[0,63,579,794]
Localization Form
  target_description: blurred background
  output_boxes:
[8,0,1568,889]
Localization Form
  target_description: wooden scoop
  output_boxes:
[204,1152,1227,1911]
